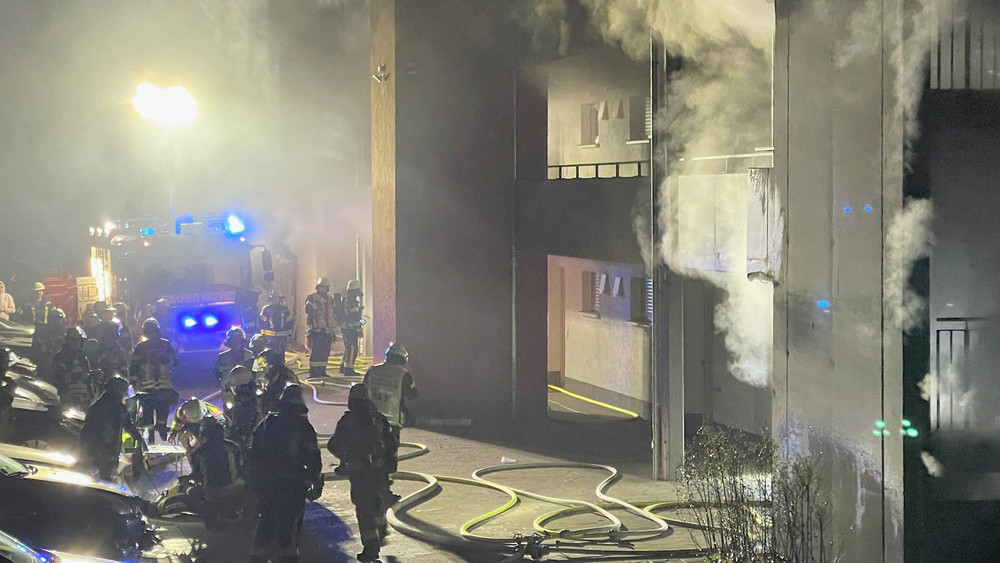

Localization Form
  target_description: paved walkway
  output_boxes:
[153,377,708,562]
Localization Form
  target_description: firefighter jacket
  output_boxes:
[128,338,177,392]
[52,347,91,405]
[79,391,132,462]
[191,436,245,489]
[362,363,417,428]
[93,321,127,373]
[249,403,321,494]
[260,303,293,336]
[342,290,363,330]
[259,364,297,415]
[28,297,54,326]
[327,404,397,475]
[304,292,335,332]
[213,347,253,383]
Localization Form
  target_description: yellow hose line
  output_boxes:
[547,384,640,418]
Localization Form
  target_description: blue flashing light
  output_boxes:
[843,206,852,213]
[203,314,219,328]
[181,316,197,329]
[864,205,874,212]
[139,227,156,236]
[224,214,246,236]
[816,300,831,309]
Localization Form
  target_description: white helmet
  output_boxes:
[385,342,408,362]
[316,277,331,289]
[228,365,254,387]
[180,398,208,423]
[346,279,361,291]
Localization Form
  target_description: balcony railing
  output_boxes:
[547,160,651,180]
[933,316,989,431]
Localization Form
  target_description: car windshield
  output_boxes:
[0,453,29,477]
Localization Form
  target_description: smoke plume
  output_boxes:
[884,199,934,332]
[580,0,775,388]
[920,451,944,477]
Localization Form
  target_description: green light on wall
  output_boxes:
[901,419,911,428]
[906,428,919,438]
[875,420,886,429]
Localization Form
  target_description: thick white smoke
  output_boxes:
[884,199,934,332]
[920,451,944,477]
[581,0,775,388]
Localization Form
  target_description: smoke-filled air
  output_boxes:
[0,0,370,280]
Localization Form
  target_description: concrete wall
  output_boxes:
[516,177,648,265]
[371,0,515,423]
[774,0,904,561]
[545,52,651,167]
[548,255,651,418]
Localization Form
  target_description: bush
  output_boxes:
[682,426,834,563]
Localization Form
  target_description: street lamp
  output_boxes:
[132,82,197,128]
[132,81,197,219]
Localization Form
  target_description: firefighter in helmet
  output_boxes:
[340,280,364,375]
[93,302,128,376]
[255,348,297,416]
[327,383,397,563]
[128,318,179,444]
[304,277,336,378]
[170,397,224,458]
[213,327,254,383]
[34,307,66,382]
[52,326,92,409]
[223,365,262,448]
[260,290,293,357]
[79,375,140,481]
[362,342,417,451]
[249,384,322,563]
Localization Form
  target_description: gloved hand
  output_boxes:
[305,480,323,501]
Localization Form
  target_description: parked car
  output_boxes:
[0,453,159,561]
[0,528,118,563]
[0,319,32,355]
[0,443,77,471]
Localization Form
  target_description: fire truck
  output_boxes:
[88,213,270,353]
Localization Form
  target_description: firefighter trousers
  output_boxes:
[250,487,306,563]
[307,329,332,377]
[350,470,389,556]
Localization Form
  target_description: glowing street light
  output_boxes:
[132,82,197,128]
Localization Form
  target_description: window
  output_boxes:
[580,103,599,146]
[582,271,601,314]
[630,277,653,323]
[628,95,652,142]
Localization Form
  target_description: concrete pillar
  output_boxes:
[774,0,904,560]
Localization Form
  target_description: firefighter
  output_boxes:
[256,348,297,416]
[304,277,336,378]
[93,302,128,376]
[260,290,293,357]
[0,349,15,443]
[213,327,254,383]
[79,375,140,481]
[327,383,397,563]
[52,326,92,409]
[26,282,54,364]
[34,308,66,382]
[249,384,322,563]
[191,417,248,526]
[128,318,179,444]
[362,342,418,454]
[340,280,364,375]
[170,397,224,458]
[248,333,268,359]
[225,367,261,448]
[113,302,135,362]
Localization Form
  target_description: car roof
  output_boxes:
[0,443,76,469]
